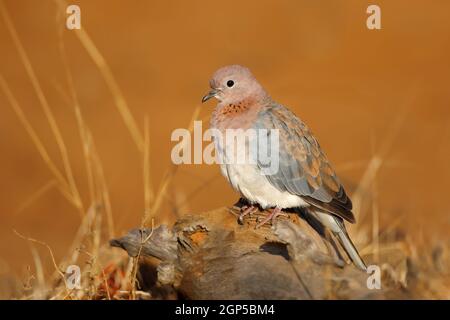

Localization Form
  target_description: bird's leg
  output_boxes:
[233,197,250,211]
[238,205,258,224]
[255,207,284,229]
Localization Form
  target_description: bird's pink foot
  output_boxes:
[238,205,258,224]
[255,207,285,229]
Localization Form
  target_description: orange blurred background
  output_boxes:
[0,0,449,277]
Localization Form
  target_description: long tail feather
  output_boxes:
[312,210,367,271]
[334,228,367,271]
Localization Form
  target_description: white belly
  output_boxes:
[212,126,308,209]
[220,163,309,209]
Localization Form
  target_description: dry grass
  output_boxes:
[0,0,448,300]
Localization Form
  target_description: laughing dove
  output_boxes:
[202,65,367,271]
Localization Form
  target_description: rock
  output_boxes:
[110,205,385,299]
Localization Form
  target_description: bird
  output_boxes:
[201,65,367,271]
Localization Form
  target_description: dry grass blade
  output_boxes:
[15,180,57,215]
[336,160,368,172]
[13,230,69,297]
[74,106,114,238]
[142,105,202,226]
[56,29,97,206]
[89,134,115,239]
[0,1,83,215]
[100,268,112,300]
[173,172,220,209]
[73,106,96,204]
[352,156,383,222]
[352,82,416,224]
[130,218,155,300]
[56,30,115,239]
[352,100,411,222]
[360,241,407,256]
[50,204,96,285]
[0,76,77,206]
[143,116,154,215]
[370,133,380,263]
[142,169,175,226]
[29,244,46,299]
[74,244,113,300]
[54,0,144,152]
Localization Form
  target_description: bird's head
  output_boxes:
[202,65,269,106]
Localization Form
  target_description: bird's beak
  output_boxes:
[202,89,220,103]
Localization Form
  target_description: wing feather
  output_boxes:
[254,103,355,223]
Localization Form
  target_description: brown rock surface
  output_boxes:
[111,205,389,299]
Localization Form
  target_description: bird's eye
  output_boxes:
[226,80,234,88]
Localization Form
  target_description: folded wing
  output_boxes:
[253,103,355,223]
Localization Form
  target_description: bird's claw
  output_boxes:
[238,205,257,224]
[255,207,286,229]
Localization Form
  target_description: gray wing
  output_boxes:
[253,103,355,223]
